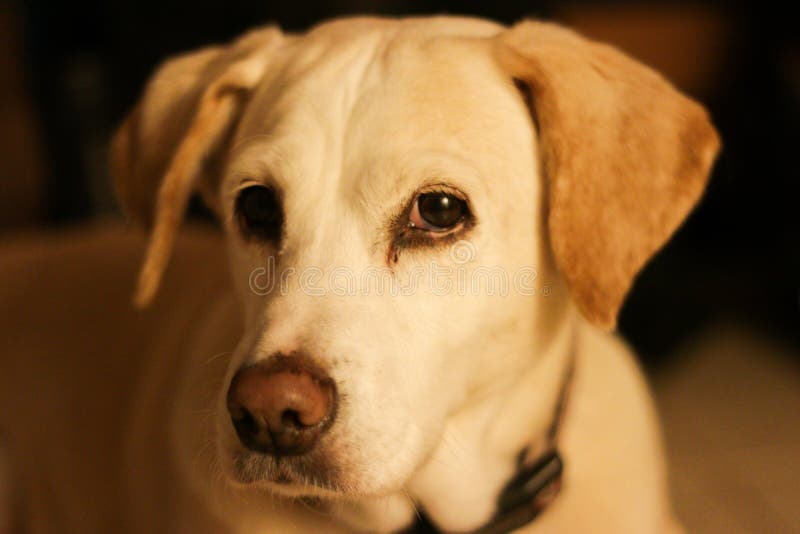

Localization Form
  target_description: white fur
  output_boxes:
[162,17,675,533]
[0,16,683,534]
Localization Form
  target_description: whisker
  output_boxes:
[203,351,233,366]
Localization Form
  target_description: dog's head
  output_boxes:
[112,17,718,499]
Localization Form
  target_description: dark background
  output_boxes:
[0,0,797,366]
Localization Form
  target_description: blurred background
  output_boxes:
[0,0,797,531]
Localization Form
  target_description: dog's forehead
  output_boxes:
[230,17,534,215]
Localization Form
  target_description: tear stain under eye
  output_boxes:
[386,218,475,266]
[382,184,476,266]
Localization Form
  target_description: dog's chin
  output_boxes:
[215,414,429,500]
[225,449,345,497]
[222,446,412,501]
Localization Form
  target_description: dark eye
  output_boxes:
[235,185,283,242]
[410,191,468,232]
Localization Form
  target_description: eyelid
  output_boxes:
[228,179,284,216]
[416,182,468,199]
[235,179,265,193]
[224,179,266,210]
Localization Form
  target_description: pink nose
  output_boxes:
[226,355,337,456]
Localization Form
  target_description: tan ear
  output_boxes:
[110,27,283,307]
[495,21,720,330]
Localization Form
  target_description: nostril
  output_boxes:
[231,405,256,431]
[227,402,246,422]
[281,409,304,429]
[228,403,267,450]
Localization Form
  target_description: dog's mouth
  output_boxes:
[228,448,345,495]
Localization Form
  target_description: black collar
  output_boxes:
[403,350,575,534]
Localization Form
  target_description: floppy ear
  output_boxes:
[110,27,283,307]
[494,21,720,330]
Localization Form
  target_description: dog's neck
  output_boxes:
[334,314,577,533]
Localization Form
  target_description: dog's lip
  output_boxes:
[257,463,294,485]
[228,448,343,494]
[227,448,417,501]
[230,450,293,484]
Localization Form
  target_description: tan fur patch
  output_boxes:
[495,21,720,329]
[109,28,284,306]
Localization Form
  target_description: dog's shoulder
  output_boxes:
[543,323,672,532]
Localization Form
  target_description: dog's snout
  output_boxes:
[227,355,336,456]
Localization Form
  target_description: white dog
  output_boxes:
[1,15,718,534]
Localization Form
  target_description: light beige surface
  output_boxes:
[655,326,800,533]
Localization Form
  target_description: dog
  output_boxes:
[0,15,718,533]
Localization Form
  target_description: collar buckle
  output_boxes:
[475,449,563,534]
